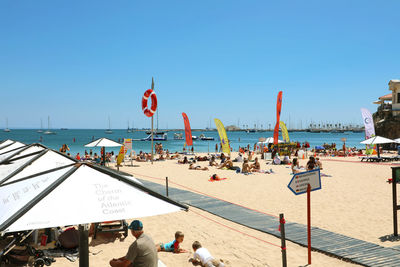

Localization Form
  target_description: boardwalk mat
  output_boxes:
[140,179,400,266]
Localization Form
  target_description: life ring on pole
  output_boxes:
[142,89,157,117]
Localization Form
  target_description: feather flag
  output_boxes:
[273,91,283,145]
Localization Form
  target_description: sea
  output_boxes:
[0,129,365,155]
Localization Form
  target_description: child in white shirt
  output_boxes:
[189,241,224,267]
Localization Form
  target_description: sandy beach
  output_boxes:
[52,152,397,266]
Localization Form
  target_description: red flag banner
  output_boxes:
[182,112,193,146]
[273,91,283,145]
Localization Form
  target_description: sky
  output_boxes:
[1,0,399,129]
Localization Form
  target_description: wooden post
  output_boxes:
[307,184,311,264]
[166,177,169,197]
[279,213,287,267]
[78,224,89,267]
[393,167,398,236]
[151,116,154,164]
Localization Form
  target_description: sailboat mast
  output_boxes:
[48,116,50,130]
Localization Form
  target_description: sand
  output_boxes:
[54,152,397,266]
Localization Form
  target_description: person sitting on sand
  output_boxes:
[291,158,303,173]
[248,151,253,161]
[178,156,189,164]
[282,155,290,165]
[272,154,281,165]
[306,156,316,171]
[242,159,250,173]
[156,231,187,253]
[110,220,158,267]
[220,153,226,164]
[315,157,323,170]
[196,156,209,161]
[209,156,218,167]
[189,241,224,267]
[218,157,233,169]
[232,153,243,162]
[250,157,260,172]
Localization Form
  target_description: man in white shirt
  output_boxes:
[189,241,224,267]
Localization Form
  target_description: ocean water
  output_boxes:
[0,129,365,155]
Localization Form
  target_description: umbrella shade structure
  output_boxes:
[0,143,184,267]
[84,138,122,148]
[360,136,397,158]
[0,141,26,160]
[360,136,396,145]
[85,138,122,166]
[0,163,186,233]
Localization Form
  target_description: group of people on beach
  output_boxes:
[110,220,224,267]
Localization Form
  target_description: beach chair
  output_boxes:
[92,220,128,239]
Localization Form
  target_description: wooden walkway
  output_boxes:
[140,179,400,267]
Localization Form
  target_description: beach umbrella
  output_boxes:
[360,136,397,158]
[85,138,122,166]
[0,161,187,267]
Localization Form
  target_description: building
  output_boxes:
[372,79,400,140]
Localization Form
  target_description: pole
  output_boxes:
[151,116,154,164]
[78,224,89,267]
[393,167,398,236]
[279,213,287,267]
[166,177,169,197]
[307,184,311,265]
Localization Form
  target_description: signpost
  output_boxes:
[287,169,321,264]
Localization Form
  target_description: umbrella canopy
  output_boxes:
[257,137,284,145]
[0,163,186,234]
[0,140,26,157]
[85,138,122,148]
[360,136,396,145]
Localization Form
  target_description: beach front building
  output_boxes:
[373,79,400,139]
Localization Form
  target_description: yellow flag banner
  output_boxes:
[279,121,290,143]
[116,146,125,165]
[214,118,230,155]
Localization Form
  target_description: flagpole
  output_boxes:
[151,115,154,164]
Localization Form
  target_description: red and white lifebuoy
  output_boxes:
[142,89,157,117]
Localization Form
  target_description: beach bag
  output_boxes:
[58,228,79,249]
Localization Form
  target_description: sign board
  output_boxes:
[123,138,132,153]
[287,169,321,195]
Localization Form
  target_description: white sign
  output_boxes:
[288,169,321,195]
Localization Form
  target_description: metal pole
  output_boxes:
[393,167,398,236]
[151,116,154,164]
[279,213,287,267]
[79,224,89,267]
[307,184,311,265]
[166,177,169,197]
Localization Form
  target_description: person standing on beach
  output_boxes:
[110,220,158,267]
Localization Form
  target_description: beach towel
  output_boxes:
[209,174,227,182]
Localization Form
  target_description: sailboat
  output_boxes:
[37,119,43,133]
[127,121,132,133]
[44,116,56,135]
[4,118,11,132]
[105,117,113,134]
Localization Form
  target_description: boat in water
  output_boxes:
[105,117,113,134]
[44,116,56,135]
[192,135,198,140]
[3,118,10,132]
[141,133,168,141]
[199,134,214,141]
[174,133,183,140]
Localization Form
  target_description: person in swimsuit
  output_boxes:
[156,231,187,253]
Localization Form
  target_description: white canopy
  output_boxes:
[360,136,397,145]
[0,141,26,157]
[85,138,122,148]
[0,163,185,233]
[257,137,284,145]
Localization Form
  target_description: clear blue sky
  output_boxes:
[1,0,399,129]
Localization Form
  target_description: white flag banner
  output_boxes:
[361,108,375,139]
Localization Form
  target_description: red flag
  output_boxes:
[273,91,283,145]
[182,112,193,146]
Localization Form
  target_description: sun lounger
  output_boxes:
[92,220,128,239]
